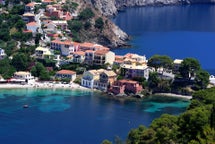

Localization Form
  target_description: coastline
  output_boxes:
[0,83,193,100]
[154,93,192,100]
[0,82,90,91]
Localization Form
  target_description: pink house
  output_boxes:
[109,79,143,95]
[45,5,72,21]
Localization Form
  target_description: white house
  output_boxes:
[173,59,183,72]
[55,70,76,81]
[51,40,79,56]
[44,22,57,32]
[0,48,6,60]
[13,71,35,83]
[26,21,38,34]
[210,75,215,85]
[121,64,154,80]
[93,50,115,65]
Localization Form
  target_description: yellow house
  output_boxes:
[35,47,53,59]
[81,69,104,88]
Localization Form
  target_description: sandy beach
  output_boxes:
[0,82,90,91]
[154,93,192,99]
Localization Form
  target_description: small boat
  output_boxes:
[23,105,29,108]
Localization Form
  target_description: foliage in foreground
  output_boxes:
[103,87,215,144]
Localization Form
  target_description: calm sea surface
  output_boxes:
[0,89,189,143]
[112,4,215,71]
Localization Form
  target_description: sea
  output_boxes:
[1,4,215,144]
[0,89,189,143]
[112,4,215,73]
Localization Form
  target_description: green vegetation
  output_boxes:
[95,17,104,29]
[11,53,30,71]
[179,58,201,79]
[0,58,16,79]
[148,55,173,70]
[67,7,106,42]
[79,8,95,20]
[62,1,78,13]
[31,62,50,81]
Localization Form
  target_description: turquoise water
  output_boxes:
[112,4,215,70]
[0,89,190,143]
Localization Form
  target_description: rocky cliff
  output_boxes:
[87,0,215,16]
[67,0,129,48]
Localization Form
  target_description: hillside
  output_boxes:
[67,0,129,48]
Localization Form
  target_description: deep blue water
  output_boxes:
[112,4,215,71]
[0,89,189,143]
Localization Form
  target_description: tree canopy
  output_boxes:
[179,58,201,79]
[124,87,215,144]
[147,55,173,70]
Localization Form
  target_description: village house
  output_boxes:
[114,55,124,66]
[79,42,109,52]
[84,50,95,65]
[123,53,147,66]
[44,22,58,33]
[94,70,117,91]
[42,0,55,5]
[26,21,39,34]
[81,69,104,89]
[51,40,79,56]
[55,70,76,81]
[121,64,153,80]
[93,50,115,65]
[22,13,35,23]
[70,51,85,63]
[0,0,5,5]
[12,71,35,84]
[109,79,143,95]
[25,2,35,13]
[35,47,53,59]
[52,20,68,30]
[209,75,215,85]
[0,48,6,60]
[45,5,72,21]
[173,59,183,73]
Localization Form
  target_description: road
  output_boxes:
[35,9,44,34]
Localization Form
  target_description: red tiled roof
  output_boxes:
[26,22,38,26]
[94,50,108,55]
[57,70,76,75]
[80,42,95,48]
[118,79,139,84]
[85,50,94,53]
[23,30,32,33]
[26,2,35,7]
[51,40,72,45]
[73,42,80,46]
[73,51,85,56]
[42,0,54,3]
[23,13,35,17]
